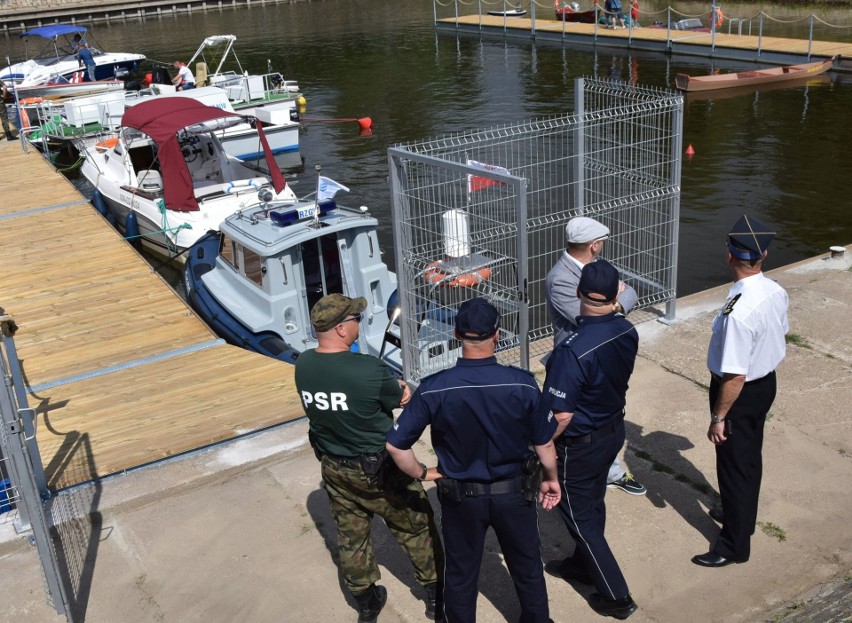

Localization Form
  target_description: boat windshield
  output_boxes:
[183,117,246,135]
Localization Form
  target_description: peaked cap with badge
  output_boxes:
[727,215,775,261]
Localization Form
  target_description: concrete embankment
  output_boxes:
[0,0,297,32]
[0,246,850,622]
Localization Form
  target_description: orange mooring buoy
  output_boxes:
[358,117,373,130]
[685,144,695,157]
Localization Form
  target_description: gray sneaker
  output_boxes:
[607,473,647,496]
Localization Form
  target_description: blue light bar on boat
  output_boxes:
[270,200,336,227]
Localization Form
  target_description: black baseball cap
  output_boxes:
[578,260,619,303]
[455,298,500,341]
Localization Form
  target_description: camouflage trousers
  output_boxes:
[321,455,443,596]
[1,102,13,137]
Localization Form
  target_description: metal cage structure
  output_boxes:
[388,78,683,384]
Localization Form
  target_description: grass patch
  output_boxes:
[758,521,786,542]
[785,333,812,349]
[772,600,806,622]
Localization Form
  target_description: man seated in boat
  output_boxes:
[172,61,196,91]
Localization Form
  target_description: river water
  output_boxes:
[3,0,850,295]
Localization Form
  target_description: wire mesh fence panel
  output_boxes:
[390,78,682,383]
[0,324,73,621]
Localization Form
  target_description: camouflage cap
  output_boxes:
[310,294,367,332]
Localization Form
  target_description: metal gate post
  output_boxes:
[516,178,530,369]
[664,99,684,323]
[573,78,585,215]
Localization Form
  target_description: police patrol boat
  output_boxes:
[182,194,407,369]
[79,97,298,264]
[182,192,488,374]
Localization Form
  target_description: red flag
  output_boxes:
[467,159,510,193]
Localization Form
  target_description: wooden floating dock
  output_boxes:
[439,15,852,71]
[0,140,305,490]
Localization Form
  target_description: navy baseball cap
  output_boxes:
[455,298,500,340]
[727,215,775,261]
[578,260,620,303]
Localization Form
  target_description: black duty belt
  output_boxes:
[711,371,775,386]
[457,476,523,497]
[564,413,623,445]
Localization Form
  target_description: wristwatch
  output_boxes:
[710,414,726,424]
[417,463,428,481]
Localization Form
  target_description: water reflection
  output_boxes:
[3,0,850,296]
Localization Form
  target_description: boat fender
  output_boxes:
[91,189,108,217]
[225,179,261,193]
[423,260,492,288]
[386,289,401,324]
[124,212,140,247]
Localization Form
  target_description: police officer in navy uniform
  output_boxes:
[692,215,788,568]
[541,260,639,620]
[386,298,561,623]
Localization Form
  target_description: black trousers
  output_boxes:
[440,491,549,623]
[555,419,629,600]
[710,371,777,561]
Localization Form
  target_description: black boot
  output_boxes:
[354,584,387,623]
[424,581,444,620]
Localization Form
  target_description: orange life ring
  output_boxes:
[423,260,492,288]
[95,137,119,152]
[711,7,724,28]
[20,97,43,105]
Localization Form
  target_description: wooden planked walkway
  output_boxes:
[0,140,305,490]
[440,15,852,69]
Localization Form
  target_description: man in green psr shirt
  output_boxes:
[295,294,443,623]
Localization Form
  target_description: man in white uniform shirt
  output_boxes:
[692,214,788,568]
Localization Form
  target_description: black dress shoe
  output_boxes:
[588,593,638,619]
[544,558,594,584]
[708,505,724,523]
[691,552,744,567]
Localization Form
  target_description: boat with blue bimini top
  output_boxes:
[1,25,145,88]
[183,193,494,375]
[79,97,298,264]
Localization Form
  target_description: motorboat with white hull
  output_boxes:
[79,97,297,264]
[27,86,299,159]
[183,198,515,376]
[1,25,144,87]
[185,35,304,120]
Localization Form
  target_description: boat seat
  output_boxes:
[137,169,163,193]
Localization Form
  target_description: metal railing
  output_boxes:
[389,78,682,384]
[434,0,852,59]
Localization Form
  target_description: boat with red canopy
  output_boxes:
[79,97,297,263]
